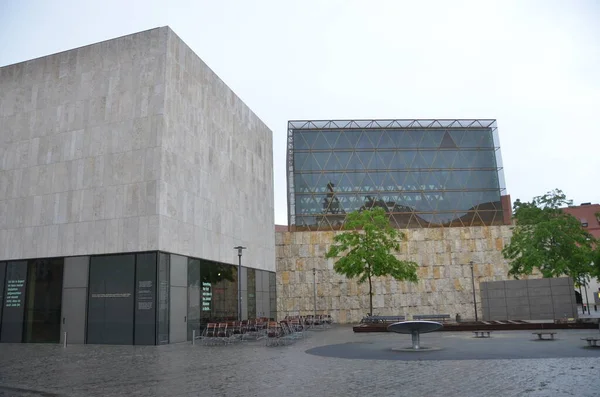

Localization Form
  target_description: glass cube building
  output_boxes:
[287,119,508,230]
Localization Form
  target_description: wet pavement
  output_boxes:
[1,326,600,396]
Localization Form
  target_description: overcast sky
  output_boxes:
[1,0,599,225]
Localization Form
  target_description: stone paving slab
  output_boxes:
[0,326,599,396]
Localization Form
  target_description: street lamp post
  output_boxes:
[313,268,317,320]
[470,261,478,322]
[234,246,246,322]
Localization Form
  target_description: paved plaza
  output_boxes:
[1,326,599,396]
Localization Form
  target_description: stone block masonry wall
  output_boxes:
[0,28,167,259]
[158,29,275,271]
[0,26,275,272]
[276,226,520,324]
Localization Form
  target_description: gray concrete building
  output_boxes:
[0,27,275,345]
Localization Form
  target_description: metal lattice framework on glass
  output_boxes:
[287,119,508,230]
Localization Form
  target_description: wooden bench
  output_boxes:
[360,315,405,324]
[532,332,557,340]
[473,331,492,338]
[581,337,600,347]
[413,314,451,322]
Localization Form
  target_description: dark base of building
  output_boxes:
[0,251,275,345]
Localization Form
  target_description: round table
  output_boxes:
[387,321,443,350]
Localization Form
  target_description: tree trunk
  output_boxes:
[368,272,373,316]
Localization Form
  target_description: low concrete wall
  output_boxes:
[276,225,530,324]
[481,277,578,321]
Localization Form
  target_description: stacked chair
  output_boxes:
[199,313,333,347]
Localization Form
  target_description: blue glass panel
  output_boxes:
[388,171,406,187]
[421,172,440,190]
[420,193,438,211]
[342,130,361,148]
[450,170,471,189]
[326,153,343,171]
[403,172,419,190]
[419,151,436,169]
[435,150,460,169]
[480,130,494,148]
[440,131,458,149]
[361,174,376,192]
[391,131,419,149]
[320,172,343,188]
[393,151,416,169]
[458,151,477,169]
[435,170,451,188]
[357,132,373,150]
[346,172,366,191]
[299,154,319,171]
[294,132,310,150]
[381,173,397,191]
[356,151,374,169]
[334,151,352,169]
[477,150,498,168]
[378,131,395,149]
[301,132,318,149]
[294,152,310,170]
[467,170,498,189]
[459,131,479,147]
[346,153,364,170]
[448,130,465,148]
[312,152,331,169]
[400,192,420,207]
[367,130,383,147]
[438,191,464,211]
[300,173,322,192]
[337,174,354,192]
[481,190,501,204]
[313,132,330,150]
[370,151,391,169]
[407,130,424,147]
[296,195,319,214]
[419,130,444,148]
[463,191,483,210]
[411,171,424,189]
[369,172,386,191]
[294,174,310,193]
[335,132,354,149]
[322,131,339,148]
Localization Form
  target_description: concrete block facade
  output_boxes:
[480,277,578,321]
[159,29,274,270]
[0,26,274,272]
[276,225,526,323]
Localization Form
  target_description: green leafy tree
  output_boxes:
[325,207,418,315]
[502,189,596,279]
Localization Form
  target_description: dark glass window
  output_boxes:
[199,260,238,327]
[1,261,28,343]
[187,258,200,341]
[135,253,157,345]
[157,253,170,344]
[24,258,64,343]
[87,255,135,345]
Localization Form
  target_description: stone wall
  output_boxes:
[0,26,275,271]
[276,225,521,324]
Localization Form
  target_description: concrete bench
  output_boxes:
[532,332,557,340]
[361,315,405,324]
[413,314,451,322]
[473,331,492,338]
[581,337,600,347]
